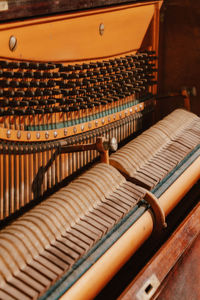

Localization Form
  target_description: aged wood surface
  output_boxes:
[158,0,200,117]
[0,0,158,21]
[157,232,200,300]
[118,200,200,300]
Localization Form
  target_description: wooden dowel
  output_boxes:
[61,156,200,300]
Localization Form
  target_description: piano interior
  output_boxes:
[0,0,200,299]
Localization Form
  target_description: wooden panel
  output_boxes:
[157,233,200,300]
[157,0,200,118]
[0,101,149,142]
[0,2,157,61]
[118,201,200,300]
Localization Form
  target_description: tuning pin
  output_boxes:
[47,63,57,69]
[51,72,60,78]
[44,107,53,114]
[0,60,9,68]
[25,90,35,97]
[24,71,34,78]
[53,106,62,113]
[69,106,79,111]
[2,71,14,78]
[43,89,52,96]
[14,108,26,115]
[66,81,76,88]
[34,89,44,96]
[2,90,15,97]
[69,89,79,96]
[30,80,40,87]
[79,104,88,109]
[0,108,4,115]
[38,99,48,105]
[52,89,61,95]
[35,108,44,114]
[38,63,49,70]
[19,80,30,88]
[47,99,57,105]
[19,62,30,69]
[19,100,29,107]
[34,71,43,79]
[68,73,80,79]
[29,100,39,106]
[47,80,56,87]
[6,108,15,116]
[62,106,69,112]
[10,80,19,88]
[67,98,77,104]
[10,100,20,107]
[39,81,48,88]
[26,108,36,115]
[0,99,9,107]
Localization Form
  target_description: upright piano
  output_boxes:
[0,1,200,299]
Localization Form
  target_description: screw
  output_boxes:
[99,23,105,36]
[9,36,17,51]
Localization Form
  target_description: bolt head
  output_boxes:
[99,23,105,35]
[45,131,49,139]
[64,128,67,136]
[27,132,31,140]
[7,130,11,138]
[109,137,118,152]
[17,131,21,139]
[73,127,77,134]
[9,35,17,51]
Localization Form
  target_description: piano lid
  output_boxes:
[0,0,160,22]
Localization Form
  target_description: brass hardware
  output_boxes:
[99,23,105,35]
[45,131,49,139]
[9,35,17,51]
[136,274,160,300]
[17,131,21,139]
[109,137,118,152]
[64,128,67,136]
[7,130,11,138]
